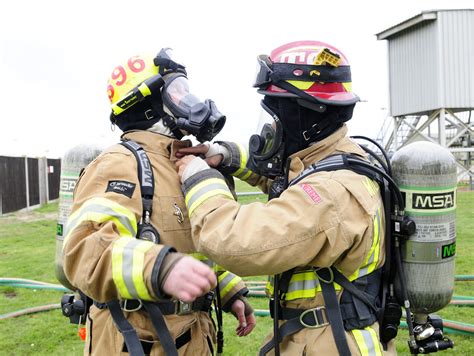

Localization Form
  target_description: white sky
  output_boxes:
[1,0,472,158]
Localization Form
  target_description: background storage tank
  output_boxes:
[391,141,457,318]
[55,144,103,290]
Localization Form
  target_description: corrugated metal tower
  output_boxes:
[376,9,474,185]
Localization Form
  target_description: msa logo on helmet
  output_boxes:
[412,191,455,210]
[277,48,341,66]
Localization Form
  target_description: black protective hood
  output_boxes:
[262,96,355,159]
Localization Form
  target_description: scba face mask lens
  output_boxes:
[247,100,285,178]
[163,75,226,142]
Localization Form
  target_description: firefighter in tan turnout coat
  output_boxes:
[63,49,255,356]
[176,41,395,355]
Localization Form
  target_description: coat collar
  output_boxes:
[287,125,367,181]
[121,130,191,161]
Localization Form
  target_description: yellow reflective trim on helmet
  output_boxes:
[63,197,137,250]
[138,82,152,97]
[287,80,313,90]
[112,237,134,300]
[342,82,352,92]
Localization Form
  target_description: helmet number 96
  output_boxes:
[111,56,147,86]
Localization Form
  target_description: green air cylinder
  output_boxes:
[55,144,103,290]
[391,141,457,317]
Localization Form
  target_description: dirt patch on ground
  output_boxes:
[0,210,58,223]
[3,291,17,298]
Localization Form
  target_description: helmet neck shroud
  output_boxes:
[262,96,355,159]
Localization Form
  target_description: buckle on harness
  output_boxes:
[302,124,321,141]
[299,306,329,329]
[176,300,193,315]
[121,299,142,312]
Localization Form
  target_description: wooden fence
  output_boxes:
[0,156,61,215]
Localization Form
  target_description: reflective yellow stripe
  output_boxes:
[352,326,383,356]
[112,237,154,301]
[186,178,228,204]
[363,178,379,196]
[185,177,233,216]
[233,143,252,179]
[132,240,154,300]
[189,252,216,269]
[112,237,133,299]
[63,197,137,250]
[370,207,382,274]
[218,271,241,298]
[268,206,383,302]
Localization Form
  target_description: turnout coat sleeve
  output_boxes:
[63,147,172,303]
[183,166,380,278]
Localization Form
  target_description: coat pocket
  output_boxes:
[158,196,191,232]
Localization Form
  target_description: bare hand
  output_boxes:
[162,256,217,302]
[176,144,224,168]
[175,155,197,180]
[231,299,257,337]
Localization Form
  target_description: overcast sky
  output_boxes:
[1,0,472,158]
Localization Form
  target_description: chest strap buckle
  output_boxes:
[176,300,194,315]
[299,306,329,329]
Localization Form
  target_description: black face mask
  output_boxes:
[247,96,355,178]
[264,96,354,156]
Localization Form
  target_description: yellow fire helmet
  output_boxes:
[106,48,225,142]
[107,53,159,115]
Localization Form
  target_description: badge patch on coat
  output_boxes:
[106,180,136,198]
[299,183,322,204]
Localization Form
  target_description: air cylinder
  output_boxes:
[391,141,457,318]
[55,144,103,290]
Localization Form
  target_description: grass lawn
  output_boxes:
[0,189,473,355]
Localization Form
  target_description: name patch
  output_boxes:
[299,183,322,204]
[106,180,136,198]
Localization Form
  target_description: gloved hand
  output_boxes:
[176,155,209,183]
[176,142,230,168]
[230,298,257,337]
[162,256,217,302]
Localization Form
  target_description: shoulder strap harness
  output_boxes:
[261,147,413,356]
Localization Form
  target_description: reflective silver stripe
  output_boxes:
[218,272,234,290]
[353,327,382,356]
[186,181,231,210]
[121,239,143,299]
[65,203,136,238]
[287,278,319,294]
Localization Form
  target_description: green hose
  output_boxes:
[253,309,474,336]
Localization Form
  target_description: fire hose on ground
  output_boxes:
[1,277,474,337]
